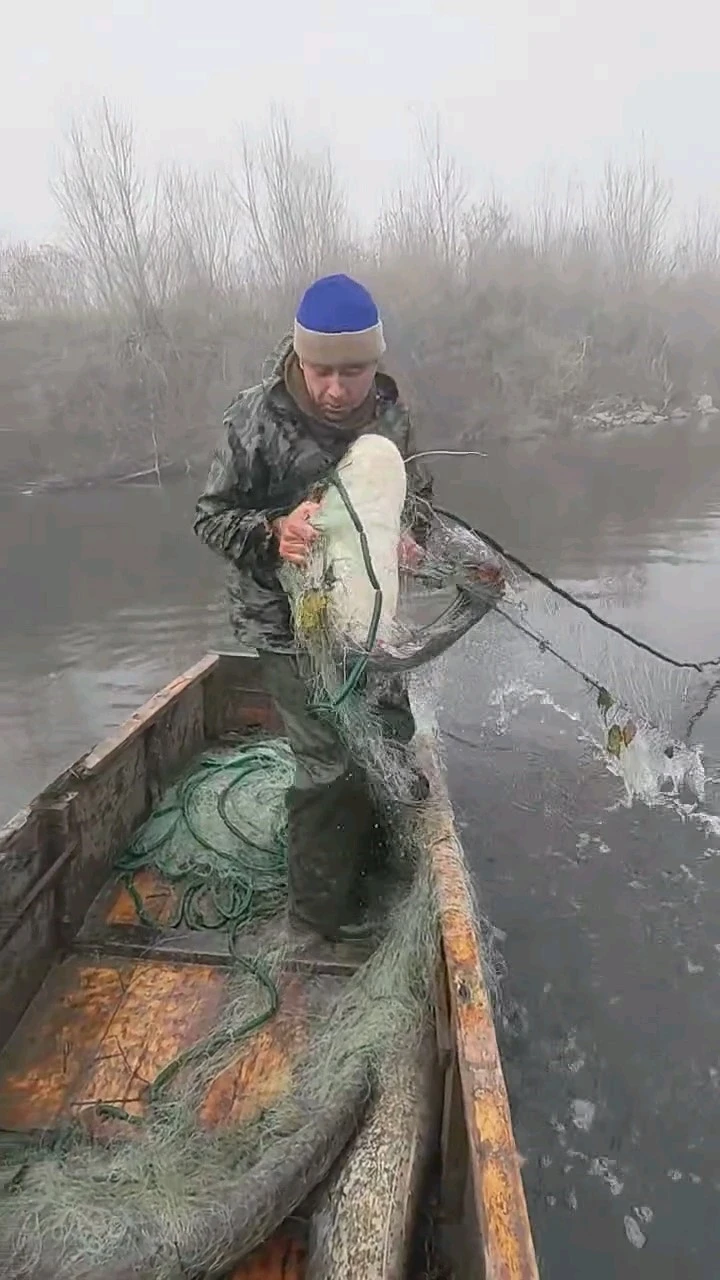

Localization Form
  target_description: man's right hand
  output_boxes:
[273,500,321,566]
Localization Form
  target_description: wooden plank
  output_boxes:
[0,656,224,1045]
[0,806,48,902]
[0,805,64,1046]
[439,1054,469,1227]
[0,893,56,1050]
[417,740,539,1280]
[143,679,206,805]
[81,654,218,775]
[0,957,324,1137]
[204,651,282,739]
[201,973,307,1127]
[0,956,226,1131]
[78,960,226,1119]
[106,869,177,926]
[59,741,147,937]
[78,873,368,977]
[60,659,214,936]
[0,959,132,1130]
[73,925,371,978]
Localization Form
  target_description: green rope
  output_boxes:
[308,470,384,713]
[101,740,294,1119]
[147,952,279,1104]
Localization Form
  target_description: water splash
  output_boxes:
[487,675,709,815]
[489,678,582,735]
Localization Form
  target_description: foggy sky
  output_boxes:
[5,0,720,242]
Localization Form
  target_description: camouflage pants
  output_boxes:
[257,651,415,937]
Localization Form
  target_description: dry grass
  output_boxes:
[2,105,720,486]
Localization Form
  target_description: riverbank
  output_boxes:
[4,245,720,493]
[2,390,716,495]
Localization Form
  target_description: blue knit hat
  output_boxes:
[294,273,386,366]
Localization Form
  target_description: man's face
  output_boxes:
[300,360,376,422]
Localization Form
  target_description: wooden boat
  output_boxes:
[0,651,538,1279]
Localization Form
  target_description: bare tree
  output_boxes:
[530,169,582,259]
[232,109,350,291]
[416,112,469,265]
[162,167,240,296]
[377,184,433,258]
[378,111,473,273]
[598,148,672,283]
[461,195,512,267]
[51,99,168,326]
[673,200,720,276]
[0,240,89,317]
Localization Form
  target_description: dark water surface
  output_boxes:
[2,418,720,1276]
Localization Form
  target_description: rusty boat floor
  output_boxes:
[0,853,370,1279]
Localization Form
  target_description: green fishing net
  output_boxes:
[115,737,293,940]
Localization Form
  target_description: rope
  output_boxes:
[433,504,720,675]
[307,470,383,712]
[494,604,611,701]
[100,741,292,1119]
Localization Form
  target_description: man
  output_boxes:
[194,273,434,942]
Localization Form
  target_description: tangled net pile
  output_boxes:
[0,448,501,1279]
[0,752,449,1280]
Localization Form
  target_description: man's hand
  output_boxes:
[273,501,321,566]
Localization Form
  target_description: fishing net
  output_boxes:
[0,436,502,1280]
[115,737,294,942]
[0,807,443,1279]
[481,560,713,808]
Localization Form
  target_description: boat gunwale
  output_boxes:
[419,741,539,1279]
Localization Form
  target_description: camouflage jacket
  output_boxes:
[193,335,434,653]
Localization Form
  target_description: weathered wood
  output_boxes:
[0,956,325,1135]
[60,743,146,936]
[143,679,206,806]
[201,973,308,1127]
[0,956,224,1131]
[0,658,220,1049]
[0,806,48,902]
[439,1053,469,1227]
[106,868,177,926]
[0,651,539,1278]
[53,656,214,938]
[81,654,218,775]
[417,741,539,1280]
[0,803,70,1045]
[77,871,368,976]
[204,650,281,739]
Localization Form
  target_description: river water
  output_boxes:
[2,418,720,1277]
